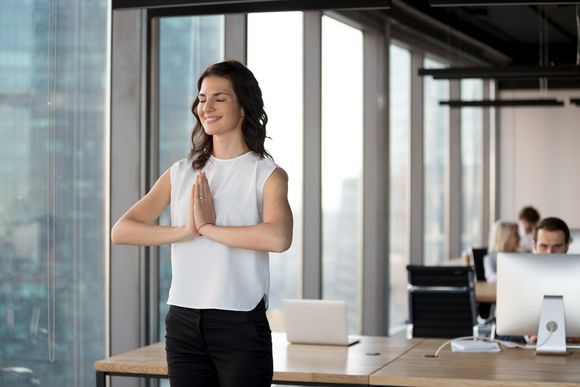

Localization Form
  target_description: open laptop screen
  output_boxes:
[283,299,359,346]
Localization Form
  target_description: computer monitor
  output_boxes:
[568,228,580,254]
[496,253,580,355]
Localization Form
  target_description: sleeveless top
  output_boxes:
[168,151,277,311]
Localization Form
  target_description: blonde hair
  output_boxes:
[488,221,519,253]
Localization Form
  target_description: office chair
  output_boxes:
[471,247,488,281]
[406,265,478,339]
[470,247,492,320]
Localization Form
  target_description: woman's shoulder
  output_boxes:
[169,158,194,177]
[252,152,277,169]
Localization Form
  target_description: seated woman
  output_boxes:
[484,221,525,344]
[483,221,520,283]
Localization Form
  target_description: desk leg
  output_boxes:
[96,371,106,387]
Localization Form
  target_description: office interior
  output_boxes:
[2,0,580,386]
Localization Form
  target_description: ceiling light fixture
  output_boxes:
[113,0,391,11]
[439,98,565,107]
[430,1,579,6]
[570,98,580,105]
[419,65,580,80]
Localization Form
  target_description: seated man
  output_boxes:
[495,216,571,344]
[528,217,577,344]
[532,216,570,254]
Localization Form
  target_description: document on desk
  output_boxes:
[451,340,501,353]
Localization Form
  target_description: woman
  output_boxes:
[111,60,293,386]
[483,220,519,283]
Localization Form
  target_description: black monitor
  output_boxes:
[496,253,580,355]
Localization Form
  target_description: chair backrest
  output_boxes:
[471,247,488,281]
[406,265,478,339]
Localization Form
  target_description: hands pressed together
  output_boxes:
[187,172,216,237]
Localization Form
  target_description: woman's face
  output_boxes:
[197,75,244,137]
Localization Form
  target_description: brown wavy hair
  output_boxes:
[188,60,271,170]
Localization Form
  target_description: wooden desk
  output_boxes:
[370,339,580,386]
[475,281,496,303]
[95,333,423,386]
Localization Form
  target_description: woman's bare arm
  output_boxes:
[111,169,196,246]
[197,168,293,252]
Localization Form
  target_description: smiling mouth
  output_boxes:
[205,116,221,123]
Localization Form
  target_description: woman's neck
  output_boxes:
[212,136,249,160]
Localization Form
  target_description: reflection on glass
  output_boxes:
[321,16,363,334]
[423,57,449,265]
[461,79,483,252]
[0,0,106,385]
[247,12,303,332]
[157,16,224,340]
[389,44,411,335]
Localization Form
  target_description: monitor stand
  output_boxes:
[536,295,566,355]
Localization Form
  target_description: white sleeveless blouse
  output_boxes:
[168,152,277,311]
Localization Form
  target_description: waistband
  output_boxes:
[169,299,266,323]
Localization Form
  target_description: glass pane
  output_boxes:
[157,15,224,339]
[321,16,363,334]
[247,12,303,332]
[0,0,106,385]
[461,79,484,252]
[423,57,449,265]
[389,44,411,335]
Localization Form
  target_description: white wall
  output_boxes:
[499,89,580,228]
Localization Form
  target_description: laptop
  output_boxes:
[282,299,360,346]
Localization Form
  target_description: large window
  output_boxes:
[388,43,411,335]
[461,79,484,252]
[248,11,303,332]
[321,15,363,334]
[423,57,449,265]
[157,15,224,338]
[0,0,107,385]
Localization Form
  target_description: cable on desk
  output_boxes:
[424,331,555,358]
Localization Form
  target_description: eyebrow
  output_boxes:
[198,92,229,98]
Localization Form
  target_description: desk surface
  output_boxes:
[95,333,422,385]
[475,281,496,303]
[370,339,580,386]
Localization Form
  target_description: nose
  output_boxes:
[203,99,215,112]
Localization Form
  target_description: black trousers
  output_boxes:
[165,300,273,387]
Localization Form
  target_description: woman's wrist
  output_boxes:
[197,222,214,236]
[177,225,197,241]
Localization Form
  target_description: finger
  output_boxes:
[202,172,211,198]
[197,173,206,199]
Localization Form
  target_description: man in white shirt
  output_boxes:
[532,216,570,254]
[518,206,540,252]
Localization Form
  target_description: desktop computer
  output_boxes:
[496,253,580,355]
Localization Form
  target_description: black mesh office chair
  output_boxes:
[406,265,478,339]
[471,247,488,281]
[471,247,492,320]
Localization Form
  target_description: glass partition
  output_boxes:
[321,15,363,334]
[423,57,449,265]
[157,15,224,339]
[0,1,107,385]
[389,43,411,335]
[248,11,303,332]
[461,79,484,252]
